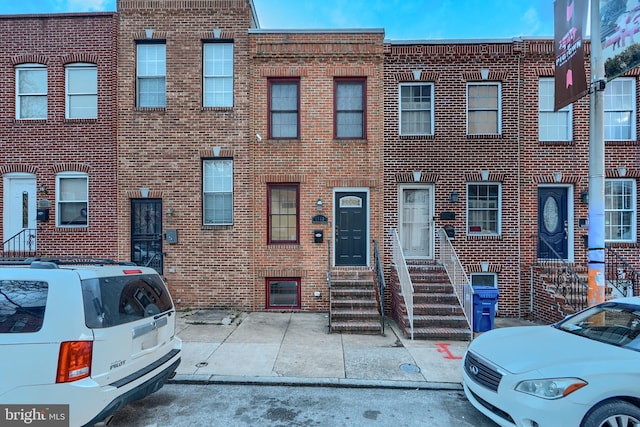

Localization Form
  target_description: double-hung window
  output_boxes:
[467,82,501,135]
[335,78,366,139]
[399,83,434,136]
[66,63,98,119]
[269,79,299,139]
[467,183,501,235]
[268,184,299,244]
[136,42,166,108]
[203,42,233,107]
[605,179,636,242]
[16,64,47,119]
[538,78,572,141]
[203,159,233,225]
[604,78,636,141]
[57,172,88,227]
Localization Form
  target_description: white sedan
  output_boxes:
[463,297,640,427]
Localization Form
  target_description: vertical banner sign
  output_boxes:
[601,0,640,79]
[554,0,589,111]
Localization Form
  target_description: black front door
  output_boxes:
[335,192,367,266]
[538,187,569,259]
[131,198,163,273]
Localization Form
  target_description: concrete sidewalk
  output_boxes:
[171,310,471,390]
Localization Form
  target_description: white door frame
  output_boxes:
[3,173,37,251]
[398,184,435,259]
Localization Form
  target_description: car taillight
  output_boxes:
[56,341,92,383]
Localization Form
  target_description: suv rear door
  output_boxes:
[81,270,178,388]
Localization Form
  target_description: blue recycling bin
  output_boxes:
[472,286,500,333]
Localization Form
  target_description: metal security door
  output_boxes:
[335,192,367,266]
[538,187,569,259]
[131,199,163,273]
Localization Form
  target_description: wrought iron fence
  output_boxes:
[537,236,588,313]
[1,228,37,260]
[605,246,639,298]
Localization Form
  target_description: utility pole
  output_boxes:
[588,0,606,305]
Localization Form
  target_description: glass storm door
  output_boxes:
[400,186,434,259]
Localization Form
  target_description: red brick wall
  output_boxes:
[383,41,523,317]
[116,0,256,310]
[0,13,118,258]
[249,31,385,311]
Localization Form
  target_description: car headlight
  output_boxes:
[515,378,587,399]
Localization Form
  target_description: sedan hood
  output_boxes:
[469,325,635,374]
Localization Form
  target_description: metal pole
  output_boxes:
[588,0,606,305]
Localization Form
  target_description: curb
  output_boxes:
[169,374,463,391]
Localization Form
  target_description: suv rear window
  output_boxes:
[82,274,173,328]
[0,280,48,333]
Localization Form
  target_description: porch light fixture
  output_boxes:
[38,184,47,194]
[449,191,459,203]
[316,198,323,211]
[581,191,589,205]
[412,171,422,182]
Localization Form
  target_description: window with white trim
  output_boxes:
[605,179,636,242]
[16,64,47,119]
[56,172,88,227]
[203,42,233,107]
[136,43,166,108]
[203,159,233,225]
[467,183,501,235]
[604,78,636,141]
[538,77,572,141]
[66,63,97,119]
[467,82,501,135]
[399,83,434,136]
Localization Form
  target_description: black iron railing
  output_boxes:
[327,238,332,333]
[605,246,639,298]
[1,229,37,260]
[373,239,386,335]
[537,236,588,313]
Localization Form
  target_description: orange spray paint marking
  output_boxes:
[435,343,462,360]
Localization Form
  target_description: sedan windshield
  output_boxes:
[555,301,640,352]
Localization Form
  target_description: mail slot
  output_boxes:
[313,230,323,243]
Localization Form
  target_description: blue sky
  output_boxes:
[0,0,556,40]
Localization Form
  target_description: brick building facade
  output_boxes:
[0,13,118,259]
[2,2,639,321]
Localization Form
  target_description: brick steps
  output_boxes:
[330,270,382,335]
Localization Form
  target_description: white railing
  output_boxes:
[438,228,473,332]
[390,228,414,339]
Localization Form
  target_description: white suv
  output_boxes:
[0,259,182,427]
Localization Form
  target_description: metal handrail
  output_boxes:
[537,235,588,313]
[437,228,473,331]
[1,228,37,259]
[373,240,386,335]
[390,228,414,339]
[605,246,639,297]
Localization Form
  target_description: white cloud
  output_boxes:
[65,0,114,12]
[523,7,541,35]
